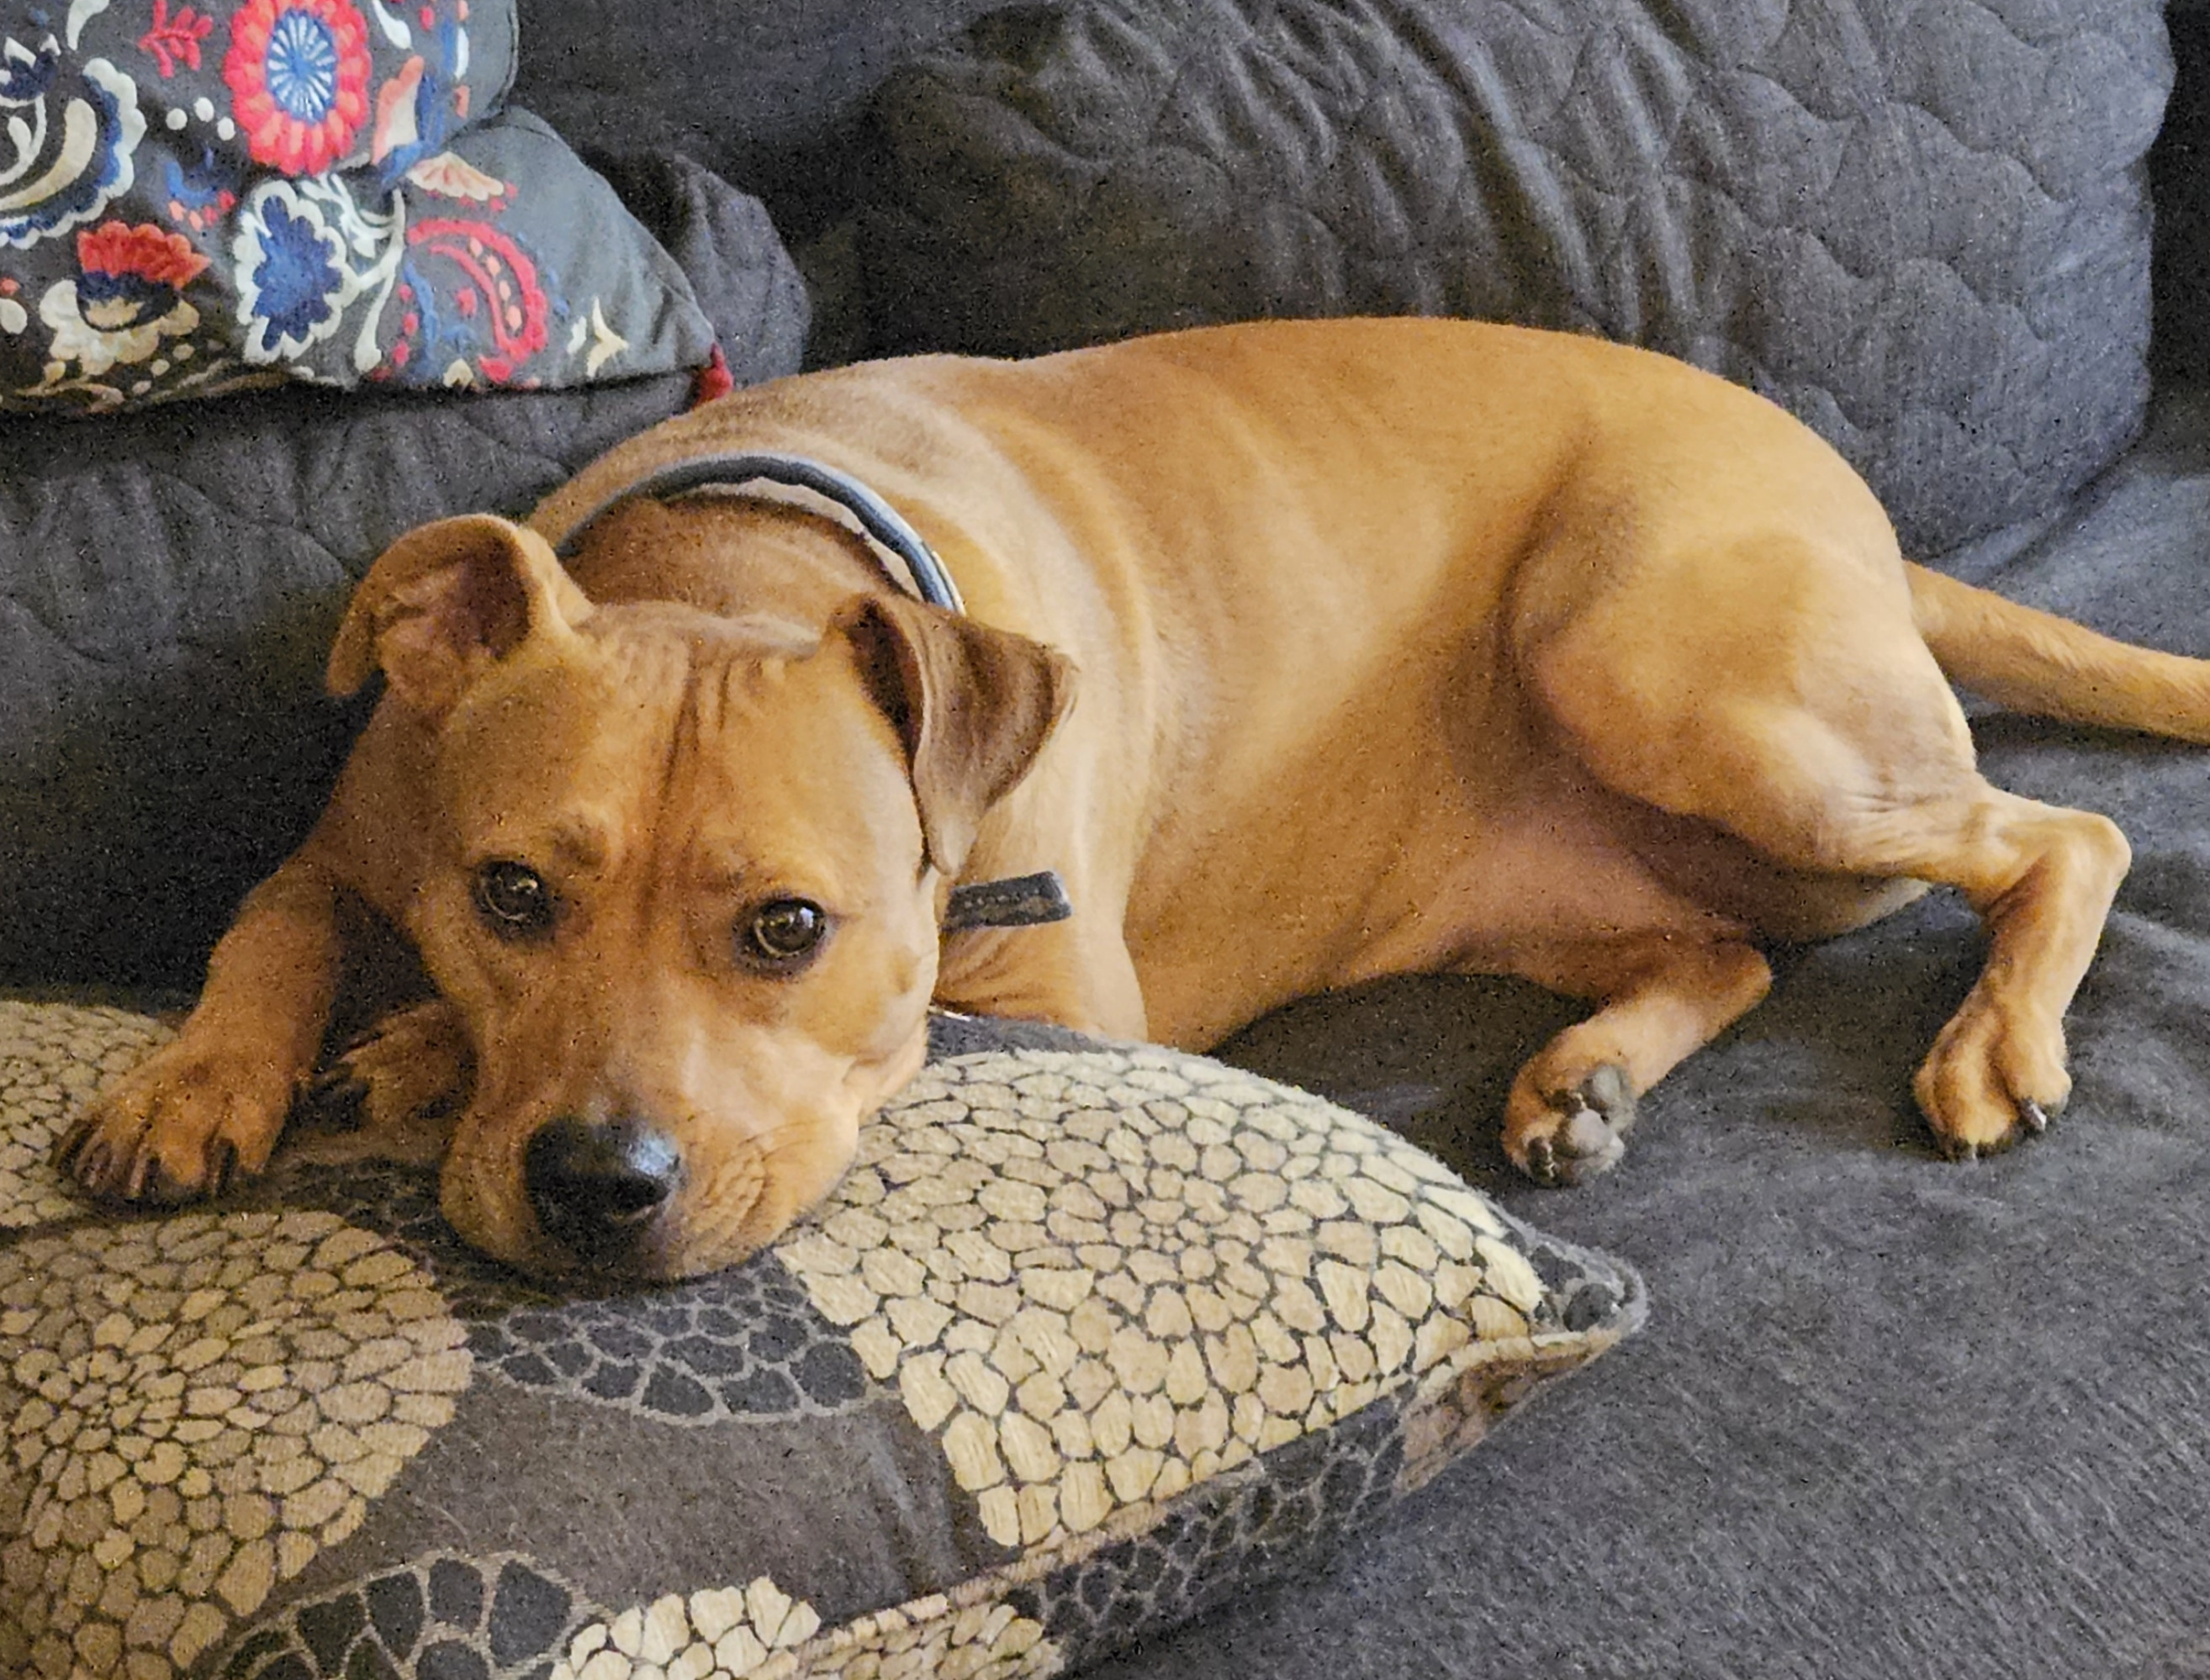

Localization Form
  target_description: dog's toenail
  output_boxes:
[526,1114,685,1265]
[1525,1135,1557,1186]
[2021,1100,2049,1134]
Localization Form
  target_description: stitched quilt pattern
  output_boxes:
[858,0,2173,554]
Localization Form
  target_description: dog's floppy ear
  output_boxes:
[834,593,1075,874]
[328,515,595,713]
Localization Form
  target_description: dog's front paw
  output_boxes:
[55,1039,295,1204]
[1504,1062,1635,1186]
[306,1001,474,1165]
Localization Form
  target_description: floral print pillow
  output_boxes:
[0,0,721,410]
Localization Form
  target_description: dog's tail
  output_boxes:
[1907,563,2210,745]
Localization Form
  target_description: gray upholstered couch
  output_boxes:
[6,3,2210,1675]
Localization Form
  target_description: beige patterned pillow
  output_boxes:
[0,999,1643,1680]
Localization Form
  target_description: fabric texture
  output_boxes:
[0,1002,1642,1680]
[0,0,722,407]
[509,0,1008,210]
[854,0,2170,554]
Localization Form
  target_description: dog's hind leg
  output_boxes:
[1885,788,2129,1155]
[1515,531,2133,1166]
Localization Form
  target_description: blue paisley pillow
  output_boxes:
[0,0,720,409]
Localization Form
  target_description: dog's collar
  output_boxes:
[548,451,966,614]
[942,870,1073,933]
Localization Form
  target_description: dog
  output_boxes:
[56,317,2210,1278]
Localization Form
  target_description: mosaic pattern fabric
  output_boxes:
[0,999,1644,1678]
[855,0,2170,555]
[0,0,719,409]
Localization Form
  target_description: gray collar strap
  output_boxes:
[942,871,1073,933]
[550,451,966,614]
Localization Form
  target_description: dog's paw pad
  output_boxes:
[1518,1064,1634,1187]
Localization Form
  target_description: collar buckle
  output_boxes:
[942,871,1074,933]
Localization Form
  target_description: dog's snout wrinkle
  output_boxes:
[524,1112,686,1269]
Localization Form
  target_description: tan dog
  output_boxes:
[57,318,2210,1277]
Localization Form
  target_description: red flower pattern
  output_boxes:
[77,221,211,290]
[223,0,373,176]
[405,218,548,383]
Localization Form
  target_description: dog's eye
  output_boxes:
[742,898,828,968]
[473,860,557,938]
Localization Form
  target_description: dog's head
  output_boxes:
[329,514,1070,1277]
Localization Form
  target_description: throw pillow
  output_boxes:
[0,0,722,409]
[0,999,1645,1679]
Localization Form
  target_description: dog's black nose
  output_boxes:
[524,1115,684,1265]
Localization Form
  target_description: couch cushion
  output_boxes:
[853,0,2171,555]
[508,0,1012,216]
[0,1001,1642,1680]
